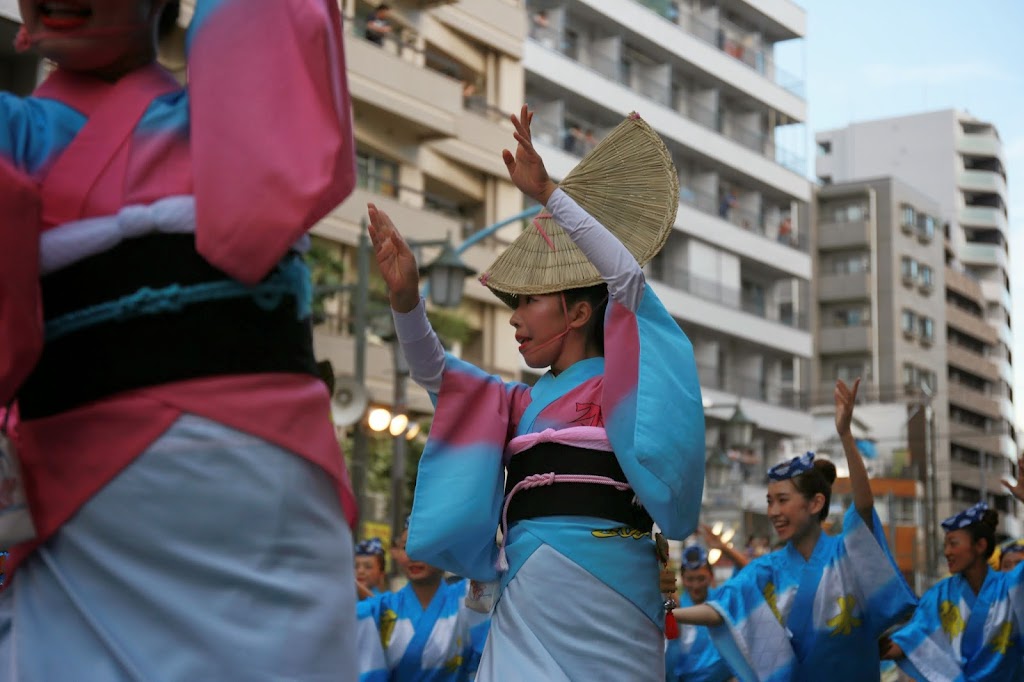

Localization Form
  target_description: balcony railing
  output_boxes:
[531,117,808,252]
[630,0,805,97]
[652,262,809,330]
[526,33,806,174]
[697,361,807,410]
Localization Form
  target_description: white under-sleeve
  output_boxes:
[545,188,646,311]
[392,299,445,394]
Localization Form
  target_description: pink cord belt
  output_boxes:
[503,442,652,530]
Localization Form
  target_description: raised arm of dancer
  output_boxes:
[672,603,724,627]
[701,524,750,570]
[836,378,873,528]
[502,105,644,311]
[1002,455,1024,505]
[367,203,445,394]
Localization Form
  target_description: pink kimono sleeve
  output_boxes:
[189,0,356,284]
[0,160,43,405]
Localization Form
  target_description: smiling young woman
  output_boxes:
[672,379,918,682]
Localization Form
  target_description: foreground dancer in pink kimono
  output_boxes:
[0,1,358,679]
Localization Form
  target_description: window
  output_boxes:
[831,202,868,223]
[817,140,832,156]
[836,363,865,382]
[918,214,936,241]
[900,256,918,282]
[900,204,916,232]
[832,307,868,326]
[356,151,399,197]
[901,309,917,335]
[919,265,934,290]
[830,252,869,274]
[919,316,934,344]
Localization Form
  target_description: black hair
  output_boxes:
[965,510,1000,559]
[562,283,608,356]
[158,1,180,41]
[790,458,837,522]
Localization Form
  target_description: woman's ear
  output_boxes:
[808,492,826,517]
[567,299,593,330]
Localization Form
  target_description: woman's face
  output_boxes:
[509,293,570,370]
[944,529,986,575]
[355,555,384,589]
[1000,551,1023,573]
[766,479,821,544]
[18,0,164,75]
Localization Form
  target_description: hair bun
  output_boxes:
[981,509,1000,530]
[813,458,837,486]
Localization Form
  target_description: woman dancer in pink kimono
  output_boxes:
[0,1,359,679]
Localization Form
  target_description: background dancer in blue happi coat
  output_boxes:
[355,526,490,682]
[665,543,746,682]
[672,378,917,682]
[882,472,1024,682]
[357,538,390,600]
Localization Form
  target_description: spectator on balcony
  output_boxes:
[777,215,793,245]
[718,188,737,220]
[365,3,393,47]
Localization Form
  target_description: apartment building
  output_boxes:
[524,0,813,539]
[817,111,1019,537]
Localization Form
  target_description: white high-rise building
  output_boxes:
[525,0,812,539]
[817,110,1019,535]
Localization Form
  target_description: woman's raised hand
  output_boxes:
[367,203,420,313]
[834,378,860,438]
[502,104,558,205]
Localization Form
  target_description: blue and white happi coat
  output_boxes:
[891,561,1024,681]
[706,506,917,682]
[355,579,490,682]
[665,591,735,682]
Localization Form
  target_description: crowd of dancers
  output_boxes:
[1,1,1022,681]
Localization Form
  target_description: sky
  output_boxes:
[777,0,1024,431]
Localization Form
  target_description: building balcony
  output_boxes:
[429,103,516,177]
[949,458,1013,495]
[959,168,1007,197]
[533,137,811,278]
[949,422,1016,459]
[948,382,1002,420]
[946,305,999,346]
[651,263,808,331]
[944,265,984,302]
[960,242,1008,271]
[947,344,1001,384]
[817,272,870,303]
[652,281,812,357]
[817,220,870,250]
[522,41,810,198]
[432,0,526,57]
[344,32,462,138]
[956,131,1005,163]
[959,205,1008,233]
[620,0,808,105]
[818,324,871,354]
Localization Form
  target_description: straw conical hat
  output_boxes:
[482,113,678,307]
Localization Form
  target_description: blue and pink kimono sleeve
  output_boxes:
[187,0,356,284]
[0,158,43,405]
[602,286,705,539]
[406,356,530,581]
